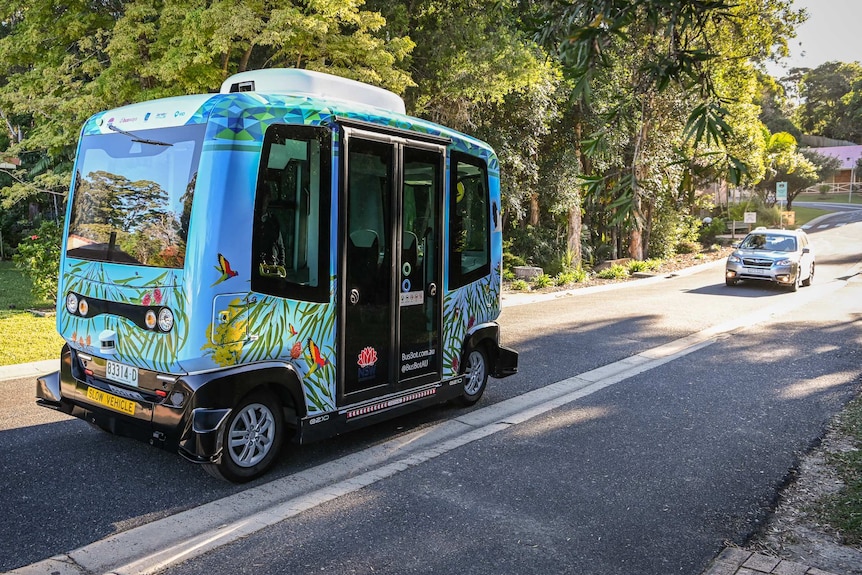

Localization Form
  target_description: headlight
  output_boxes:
[65,292,78,314]
[727,254,741,263]
[77,298,89,317]
[157,308,174,332]
[776,258,792,266]
[144,309,157,330]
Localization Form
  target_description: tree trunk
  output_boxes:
[642,201,653,259]
[628,228,642,260]
[566,207,582,266]
[239,46,254,72]
[529,192,540,226]
[568,110,588,268]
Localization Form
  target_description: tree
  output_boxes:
[0,0,116,217]
[101,0,416,102]
[367,0,575,268]
[535,0,803,260]
[756,71,802,140]
[754,132,820,210]
[0,0,415,220]
[796,62,862,142]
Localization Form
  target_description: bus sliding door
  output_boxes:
[340,128,444,400]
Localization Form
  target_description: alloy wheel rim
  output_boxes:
[464,350,486,395]
[227,403,276,467]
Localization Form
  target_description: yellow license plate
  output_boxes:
[86,386,136,416]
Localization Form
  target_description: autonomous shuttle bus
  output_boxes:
[36,68,518,481]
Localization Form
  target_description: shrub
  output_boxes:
[698,217,726,244]
[506,225,564,275]
[509,279,529,291]
[675,240,701,254]
[596,264,628,280]
[532,273,554,289]
[503,238,526,278]
[649,212,702,259]
[13,220,62,303]
[555,267,587,286]
[627,259,661,273]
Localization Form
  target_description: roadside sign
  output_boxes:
[743,212,757,224]
[776,181,788,201]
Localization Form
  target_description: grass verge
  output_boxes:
[820,394,862,545]
[792,205,831,226]
[795,192,862,205]
[0,261,63,366]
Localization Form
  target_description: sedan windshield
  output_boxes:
[739,234,796,252]
[66,124,205,268]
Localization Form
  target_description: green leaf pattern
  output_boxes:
[200,278,338,414]
[442,262,502,378]
[59,260,189,372]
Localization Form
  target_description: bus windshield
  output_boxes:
[66,124,205,268]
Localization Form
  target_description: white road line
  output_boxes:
[8,276,854,575]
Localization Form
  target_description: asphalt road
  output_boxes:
[2,211,861,574]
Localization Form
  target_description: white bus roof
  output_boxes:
[219,69,406,115]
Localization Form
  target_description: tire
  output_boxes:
[458,347,489,406]
[203,389,284,483]
[802,263,814,286]
[725,278,737,287]
[789,271,800,292]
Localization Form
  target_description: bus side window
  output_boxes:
[448,153,490,288]
[251,125,331,303]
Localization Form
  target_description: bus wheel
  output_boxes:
[204,389,284,483]
[458,347,489,406]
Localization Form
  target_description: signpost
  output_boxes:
[776,181,787,203]
[776,182,789,228]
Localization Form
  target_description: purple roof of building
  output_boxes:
[809,145,862,169]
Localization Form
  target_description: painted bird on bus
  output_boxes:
[212,253,239,286]
[306,338,329,376]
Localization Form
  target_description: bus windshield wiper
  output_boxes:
[107,123,173,147]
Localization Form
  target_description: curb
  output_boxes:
[705,547,841,575]
[502,257,726,308]
[0,359,58,382]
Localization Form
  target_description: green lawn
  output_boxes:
[791,205,831,226]
[796,192,862,205]
[0,261,64,366]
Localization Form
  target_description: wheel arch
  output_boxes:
[183,361,307,422]
[461,323,500,373]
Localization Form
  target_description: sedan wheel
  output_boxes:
[789,271,800,292]
[802,263,814,286]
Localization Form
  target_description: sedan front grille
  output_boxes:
[742,258,773,268]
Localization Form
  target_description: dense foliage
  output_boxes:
[0,0,846,279]
[11,219,61,301]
